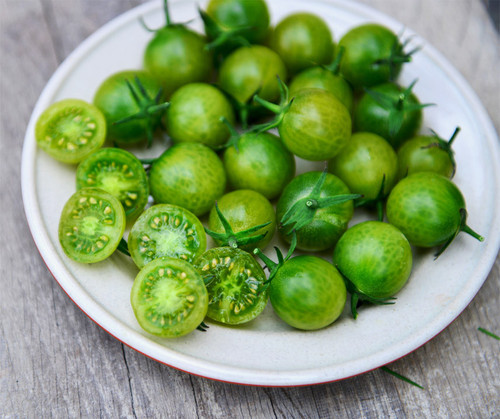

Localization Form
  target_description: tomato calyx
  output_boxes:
[353,174,387,221]
[320,45,345,75]
[221,86,263,130]
[198,7,252,55]
[139,0,191,31]
[196,321,209,332]
[253,231,297,292]
[280,169,361,233]
[434,207,484,259]
[219,116,242,151]
[421,126,460,178]
[365,79,433,139]
[116,237,130,257]
[112,76,170,147]
[205,202,272,249]
[373,34,420,81]
[335,265,396,319]
[251,76,294,133]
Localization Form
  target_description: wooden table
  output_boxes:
[2,0,499,417]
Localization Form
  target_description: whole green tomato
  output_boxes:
[333,220,413,318]
[353,81,428,149]
[207,189,276,252]
[166,83,235,148]
[276,171,357,251]
[396,127,459,180]
[270,13,334,75]
[386,172,483,256]
[223,131,295,200]
[143,2,213,97]
[149,142,226,216]
[338,23,412,90]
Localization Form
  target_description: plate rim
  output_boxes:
[21,0,500,386]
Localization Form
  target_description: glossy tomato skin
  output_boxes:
[289,67,354,114]
[149,143,226,216]
[354,82,423,149]
[328,132,398,200]
[386,172,467,247]
[397,135,454,179]
[218,45,287,105]
[144,26,213,98]
[208,189,276,251]
[205,0,270,44]
[333,221,412,299]
[338,23,402,89]
[93,70,163,144]
[270,13,334,75]
[223,132,296,199]
[279,88,351,161]
[270,256,346,331]
[276,171,354,251]
[166,83,235,149]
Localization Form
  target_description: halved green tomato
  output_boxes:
[130,257,208,338]
[194,247,268,325]
[58,187,126,263]
[128,204,207,269]
[76,148,149,221]
[35,99,106,164]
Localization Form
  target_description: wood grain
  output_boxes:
[1,0,498,417]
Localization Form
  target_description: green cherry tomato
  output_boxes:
[35,99,106,164]
[208,189,276,252]
[354,82,424,148]
[218,45,287,123]
[396,128,459,180]
[58,187,126,263]
[270,13,334,75]
[279,88,352,161]
[166,83,235,148]
[328,132,398,201]
[223,131,296,199]
[130,257,208,337]
[93,70,165,145]
[338,23,407,89]
[76,147,149,221]
[149,143,226,216]
[276,171,355,251]
[144,25,213,98]
[128,204,207,269]
[269,256,346,330]
[333,221,412,317]
[386,172,484,253]
[205,0,270,44]
[194,247,268,325]
[289,66,354,114]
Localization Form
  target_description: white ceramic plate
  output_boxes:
[22,0,500,386]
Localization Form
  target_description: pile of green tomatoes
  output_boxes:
[35,0,484,338]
